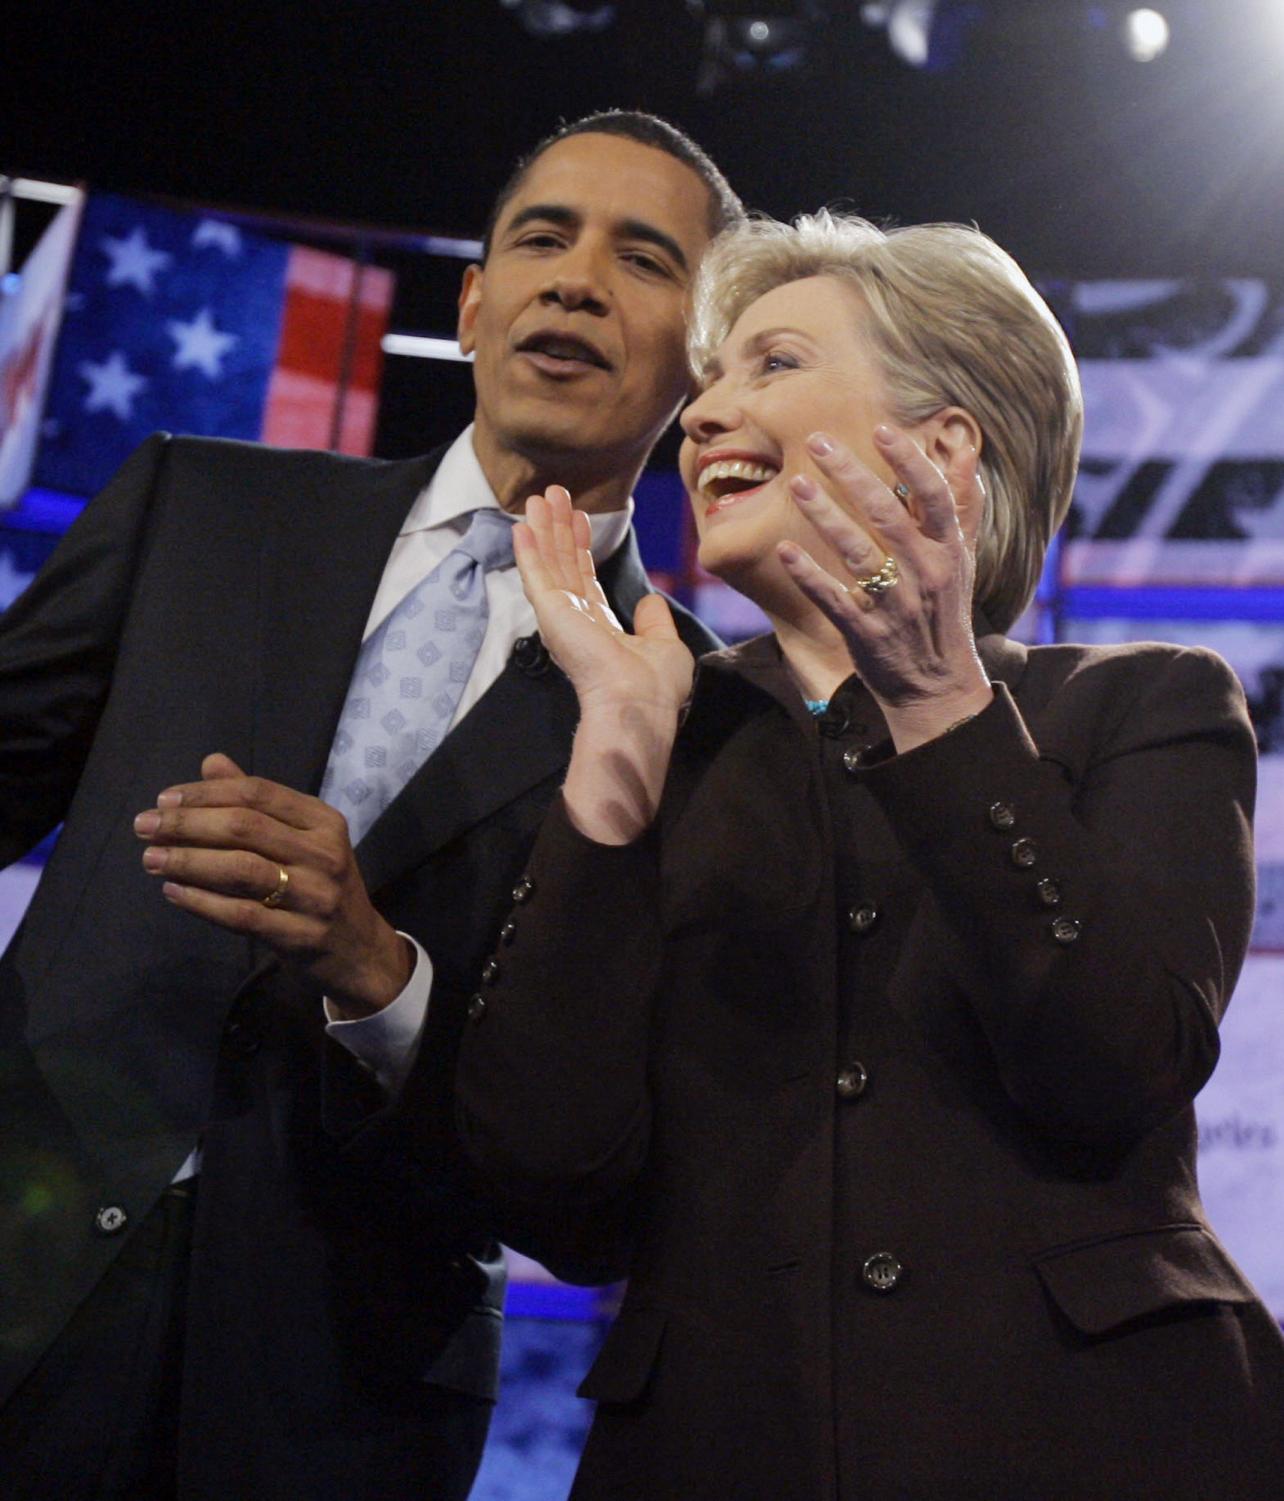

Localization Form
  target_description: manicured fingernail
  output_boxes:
[874,424,895,443]
[790,474,818,501]
[134,811,160,836]
[807,432,835,457]
[157,789,183,808]
[161,883,185,903]
[142,847,167,873]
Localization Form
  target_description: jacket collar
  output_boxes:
[693,609,1029,725]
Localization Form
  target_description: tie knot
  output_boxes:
[455,508,517,574]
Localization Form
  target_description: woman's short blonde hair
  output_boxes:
[688,212,1084,632]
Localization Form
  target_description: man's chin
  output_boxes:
[503,412,648,471]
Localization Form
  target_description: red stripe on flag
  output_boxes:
[261,246,394,456]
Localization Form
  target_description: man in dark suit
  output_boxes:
[0,112,738,1499]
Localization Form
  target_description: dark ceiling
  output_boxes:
[7,1,1283,457]
[10,0,1284,271]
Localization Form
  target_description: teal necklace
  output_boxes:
[805,699,830,716]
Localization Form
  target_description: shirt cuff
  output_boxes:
[323,933,432,1097]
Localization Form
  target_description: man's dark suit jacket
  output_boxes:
[456,630,1284,1500]
[0,432,719,1498]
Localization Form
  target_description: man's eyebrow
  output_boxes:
[502,204,689,274]
[504,204,581,237]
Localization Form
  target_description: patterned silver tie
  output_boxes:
[321,508,516,845]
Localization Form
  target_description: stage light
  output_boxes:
[886,0,933,67]
[861,0,978,73]
[1122,8,1169,62]
[499,0,616,39]
[688,2,825,93]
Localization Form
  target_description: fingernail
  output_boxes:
[157,789,183,808]
[874,424,895,444]
[790,474,817,501]
[134,811,160,837]
[161,883,184,903]
[806,432,834,457]
[142,847,167,873]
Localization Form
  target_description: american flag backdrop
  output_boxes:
[34,191,394,499]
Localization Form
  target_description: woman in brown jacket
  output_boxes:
[455,212,1284,1499]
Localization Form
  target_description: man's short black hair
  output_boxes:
[481,110,744,261]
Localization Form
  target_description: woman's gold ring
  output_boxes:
[852,554,901,598]
[261,866,290,909]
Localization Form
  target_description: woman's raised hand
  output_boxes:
[514,486,695,843]
[778,425,994,752]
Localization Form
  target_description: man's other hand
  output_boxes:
[134,753,412,1017]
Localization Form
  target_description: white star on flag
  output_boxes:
[78,350,148,420]
[191,219,243,258]
[167,307,238,379]
[0,550,36,610]
[99,226,172,296]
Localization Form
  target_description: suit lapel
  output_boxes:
[354,523,657,898]
[354,654,577,895]
[251,448,446,795]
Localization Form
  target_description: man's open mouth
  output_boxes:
[517,332,613,371]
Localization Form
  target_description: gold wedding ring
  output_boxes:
[852,554,901,598]
[261,866,290,908]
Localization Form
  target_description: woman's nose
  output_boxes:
[680,383,740,442]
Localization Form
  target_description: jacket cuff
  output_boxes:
[848,684,1043,858]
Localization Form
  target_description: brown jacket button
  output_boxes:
[481,958,501,985]
[1009,837,1038,869]
[1035,878,1062,908]
[837,1063,868,1099]
[988,801,1016,831]
[512,876,535,904]
[467,994,487,1022]
[1051,916,1082,945]
[499,922,518,945]
[862,1251,903,1292]
[847,903,879,935]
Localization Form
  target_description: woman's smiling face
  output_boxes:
[679,274,916,604]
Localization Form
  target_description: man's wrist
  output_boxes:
[326,930,417,1020]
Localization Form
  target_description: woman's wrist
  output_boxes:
[562,700,680,846]
[881,682,995,755]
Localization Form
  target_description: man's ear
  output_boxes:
[925,407,985,545]
[457,263,483,355]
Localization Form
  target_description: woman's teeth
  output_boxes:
[699,459,779,499]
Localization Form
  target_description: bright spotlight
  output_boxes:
[863,0,977,74]
[1123,8,1170,62]
[887,0,935,68]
